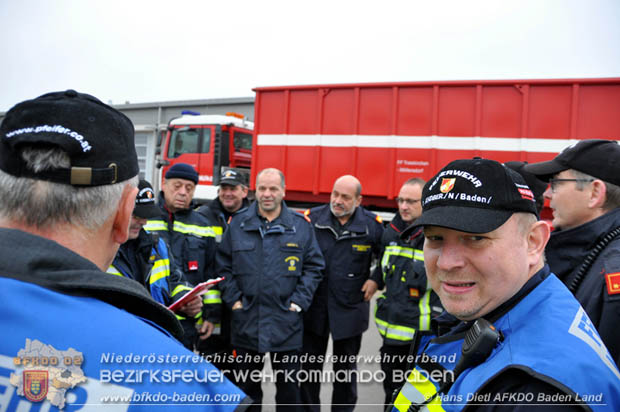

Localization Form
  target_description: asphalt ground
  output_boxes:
[259,295,386,412]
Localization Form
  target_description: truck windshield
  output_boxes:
[168,127,211,157]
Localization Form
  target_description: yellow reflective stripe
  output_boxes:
[202,289,222,304]
[413,248,424,261]
[144,220,168,231]
[171,284,191,297]
[382,245,414,280]
[419,279,432,331]
[172,221,215,238]
[394,369,445,412]
[150,259,170,284]
[212,226,223,236]
[107,266,123,276]
[375,316,416,341]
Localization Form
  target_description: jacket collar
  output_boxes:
[546,208,620,280]
[0,228,183,339]
[314,205,368,233]
[240,201,295,231]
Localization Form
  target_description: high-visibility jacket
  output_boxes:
[145,194,218,326]
[374,213,443,345]
[107,229,188,306]
[392,269,620,412]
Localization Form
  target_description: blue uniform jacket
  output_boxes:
[392,267,620,412]
[108,229,187,306]
[546,208,620,366]
[0,228,249,411]
[216,201,325,353]
[304,205,384,340]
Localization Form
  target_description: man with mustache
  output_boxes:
[301,175,384,412]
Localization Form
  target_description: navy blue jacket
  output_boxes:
[304,205,384,340]
[546,207,620,366]
[145,193,217,287]
[0,228,249,411]
[216,201,325,353]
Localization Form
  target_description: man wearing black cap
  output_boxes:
[0,90,248,410]
[145,162,219,350]
[504,161,548,214]
[199,168,250,242]
[390,158,620,411]
[108,179,199,313]
[196,168,250,368]
[524,139,620,366]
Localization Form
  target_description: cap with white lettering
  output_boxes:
[411,158,538,233]
[0,89,138,186]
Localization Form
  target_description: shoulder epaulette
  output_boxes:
[299,209,312,223]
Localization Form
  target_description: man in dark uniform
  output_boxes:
[145,163,217,350]
[524,139,620,366]
[217,168,324,411]
[108,179,199,312]
[301,175,384,412]
[374,178,443,409]
[197,168,251,369]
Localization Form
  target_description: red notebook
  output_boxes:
[167,277,224,313]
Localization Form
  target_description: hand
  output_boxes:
[232,300,243,310]
[197,321,215,340]
[179,295,202,317]
[361,279,379,302]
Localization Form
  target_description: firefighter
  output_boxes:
[196,168,251,370]
[524,139,620,366]
[107,179,198,313]
[391,158,620,411]
[144,163,218,350]
[301,175,384,412]
[374,178,443,410]
[217,168,324,411]
[0,90,248,410]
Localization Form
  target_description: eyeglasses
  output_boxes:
[396,197,421,205]
[548,178,594,193]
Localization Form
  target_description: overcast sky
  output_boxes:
[1,0,619,112]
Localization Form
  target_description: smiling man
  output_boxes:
[391,158,620,412]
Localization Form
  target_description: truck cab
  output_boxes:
[157,111,253,201]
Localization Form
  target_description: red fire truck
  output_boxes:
[157,78,620,215]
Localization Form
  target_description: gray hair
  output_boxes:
[0,146,138,230]
[256,168,285,189]
[571,169,620,211]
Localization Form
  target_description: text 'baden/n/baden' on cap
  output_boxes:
[412,158,538,234]
[0,89,139,186]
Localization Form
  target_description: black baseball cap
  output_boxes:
[504,161,548,201]
[412,158,538,233]
[220,168,245,186]
[134,180,160,219]
[0,90,138,186]
[522,139,620,185]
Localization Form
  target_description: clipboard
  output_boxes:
[167,277,224,313]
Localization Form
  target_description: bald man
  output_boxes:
[301,175,384,412]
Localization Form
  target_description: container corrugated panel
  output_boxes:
[252,79,620,208]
